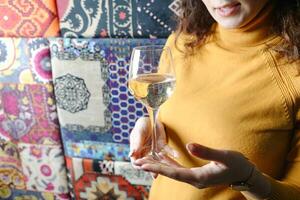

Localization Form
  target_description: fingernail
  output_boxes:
[151,173,157,179]
[186,143,193,150]
[128,150,134,157]
[134,159,141,164]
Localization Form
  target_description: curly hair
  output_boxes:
[176,0,300,59]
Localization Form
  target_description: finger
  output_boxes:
[156,120,167,148]
[140,161,196,184]
[130,156,142,170]
[134,156,157,166]
[162,145,180,159]
[129,117,152,157]
[186,143,229,164]
[151,173,158,179]
[158,153,182,168]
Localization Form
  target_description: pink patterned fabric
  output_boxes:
[0,83,60,145]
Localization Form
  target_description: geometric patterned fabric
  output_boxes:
[0,0,60,37]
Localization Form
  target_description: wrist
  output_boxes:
[241,168,271,199]
[230,165,256,191]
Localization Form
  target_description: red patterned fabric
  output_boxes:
[66,157,149,200]
[0,0,60,37]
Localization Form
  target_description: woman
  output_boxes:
[130,0,300,199]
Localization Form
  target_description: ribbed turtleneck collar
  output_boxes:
[214,3,275,48]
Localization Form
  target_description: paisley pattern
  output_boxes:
[57,0,177,38]
[0,0,59,37]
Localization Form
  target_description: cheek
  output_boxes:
[201,0,212,11]
[201,1,215,17]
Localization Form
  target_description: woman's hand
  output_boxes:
[134,143,257,189]
[129,117,178,168]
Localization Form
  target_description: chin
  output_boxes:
[216,17,245,29]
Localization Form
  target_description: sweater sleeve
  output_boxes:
[265,123,300,199]
[265,67,300,199]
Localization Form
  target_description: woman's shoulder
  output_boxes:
[165,32,197,52]
[266,43,300,121]
[284,59,300,121]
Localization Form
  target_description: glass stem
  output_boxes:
[150,108,159,159]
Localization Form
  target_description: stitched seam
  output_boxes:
[262,49,294,125]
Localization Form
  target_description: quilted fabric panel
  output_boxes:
[0,0,60,37]
[57,0,178,38]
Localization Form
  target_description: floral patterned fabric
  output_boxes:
[0,0,60,37]
[0,141,25,190]
[0,38,53,84]
[57,0,178,38]
[0,38,68,197]
[0,83,60,145]
[18,143,69,194]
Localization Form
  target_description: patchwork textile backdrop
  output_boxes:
[0,0,178,199]
[49,38,166,199]
[0,38,69,199]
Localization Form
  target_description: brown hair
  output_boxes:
[176,0,300,59]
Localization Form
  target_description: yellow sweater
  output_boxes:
[149,8,300,200]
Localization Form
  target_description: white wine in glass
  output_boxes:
[128,45,176,159]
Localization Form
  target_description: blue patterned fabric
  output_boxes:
[50,38,166,160]
[57,0,178,38]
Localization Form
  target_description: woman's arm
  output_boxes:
[134,137,300,200]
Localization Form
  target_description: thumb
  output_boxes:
[186,143,228,163]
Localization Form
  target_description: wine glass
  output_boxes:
[128,45,176,160]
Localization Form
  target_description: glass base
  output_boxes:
[150,150,160,160]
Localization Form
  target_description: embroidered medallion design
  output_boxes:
[54,74,91,113]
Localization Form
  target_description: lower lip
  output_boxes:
[215,4,241,17]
